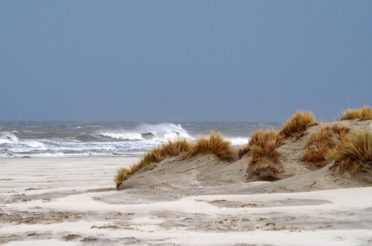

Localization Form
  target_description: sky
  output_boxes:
[0,1,371,122]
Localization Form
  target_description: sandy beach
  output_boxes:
[2,0,372,244]
[1,156,372,245]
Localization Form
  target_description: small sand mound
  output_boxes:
[247,161,284,181]
[117,154,249,197]
[248,164,366,193]
[115,139,192,188]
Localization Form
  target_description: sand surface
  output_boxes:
[1,157,372,245]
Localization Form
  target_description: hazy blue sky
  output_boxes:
[1,1,371,122]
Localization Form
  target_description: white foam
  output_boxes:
[0,131,19,143]
[0,132,44,148]
[98,131,144,140]
[22,140,46,148]
[137,123,192,139]
[227,137,249,146]
[98,123,192,142]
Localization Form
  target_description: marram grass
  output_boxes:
[115,139,192,189]
[249,129,280,165]
[247,129,282,181]
[340,106,372,121]
[279,111,317,139]
[238,145,250,159]
[330,130,372,175]
[187,132,235,161]
[115,133,236,189]
[302,124,349,167]
[115,108,372,189]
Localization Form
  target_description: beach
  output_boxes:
[2,0,372,244]
[1,156,372,245]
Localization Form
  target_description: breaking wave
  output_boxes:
[0,122,268,158]
[228,137,249,146]
[97,123,192,141]
[0,132,46,148]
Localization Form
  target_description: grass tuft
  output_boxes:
[330,130,372,176]
[247,129,282,180]
[114,168,131,189]
[114,138,192,189]
[340,106,372,121]
[279,111,317,140]
[302,125,349,167]
[187,132,235,161]
[238,129,282,159]
[238,145,250,159]
[249,129,280,165]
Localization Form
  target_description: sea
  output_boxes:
[0,122,279,158]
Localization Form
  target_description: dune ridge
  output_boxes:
[116,107,372,194]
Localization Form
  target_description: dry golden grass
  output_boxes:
[115,133,236,189]
[162,139,193,155]
[238,145,250,159]
[249,129,280,165]
[238,129,281,159]
[340,106,372,121]
[330,130,372,176]
[247,129,282,180]
[302,125,349,167]
[114,168,131,189]
[114,138,192,189]
[187,132,235,161]
[279,111,317,140]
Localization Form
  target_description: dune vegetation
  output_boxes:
[115,139,192,189]
[238,129,281,159]
[302,125,350,167]
[247,129,282,180]
[187,132,235,161]
[330,130,372,176]
[115,107,372,189]
[279,111,317,140]
[115,133,235,188]
[340,106,372,121]
[238,145,250,159]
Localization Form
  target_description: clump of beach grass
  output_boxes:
[247,129,282,181]
[340,106,372,121]
[114,168,131,189]
[279,111,317,140]
[115,138,192,189]
[238,129,281,159]
[187,132,235,161]
[250,129,280,165]
[302,124,350,167]
[330,130,372,177]
[238,145,250,159]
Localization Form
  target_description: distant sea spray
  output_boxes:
[0,122,279,158]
